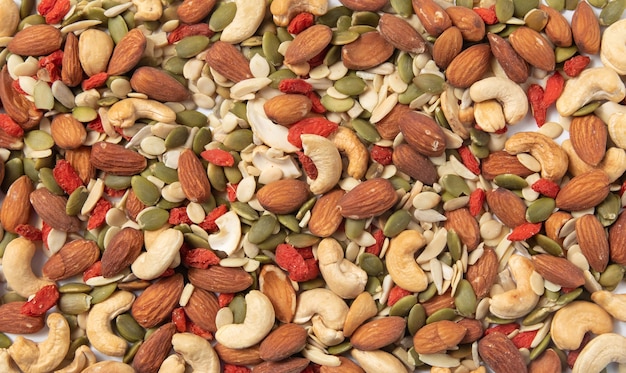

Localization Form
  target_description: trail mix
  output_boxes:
[0,0,626,372]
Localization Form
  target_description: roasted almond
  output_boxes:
[446,6,485,42]
[412,0,452,36]
[509,26,555,72]
[487,33,529,84]
[375,103,410,140]
[62,32,83,87]
[341,31,395,70]
[457,318,484,344]
[378,13,426,54]
[392,143,438,185]
[263,94,312,125]
[444,208,480,251]
[90,142,147,176]
[308,188,345,237]
[0,175,33,233]
[481,151,534,180]
[259,265,297,324]
[0,66,42,130]
[412,320,467,354]
[101,227,144,278]
[42,239,100,281]
[339,0,388,11]
[177,0,216,24]
[252,358,310,373]
[30,188,82,232]
[529,348,562,373]
[0,302,45,334]
[350,316,406,351]
[320,356,365,373]
[259,323,307,361]
[532,254,586,288]
[540,5,572,48]
[466,247,498,299]
[337,178,398,219]
[609,210,626,265]
[132,323,176,373]
[65,146,96,184]
[478,332,528,373]
[575,214,610,272]
[7,24,63,56]
[555,169,610,211]
[178,148,212,203]
[422,291,455,316]
[215,343,263,366]
[130,66,190,102]
[205,41,253,83]
[132,274,184,328]
[445,43,491,88]
[571,0,600,54]
[256,179,311,215]
[432,26,463,69]
[569,114,607,166]
[188,266,253,293]
[284,24,333,65]
[108,28,147,76]
[399,110,446,157]
[183,287,220,332]
[50,114,87,150]
[485,187,528,228]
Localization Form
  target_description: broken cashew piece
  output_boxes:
[551,300,614,350]
[441,86,471,139]
[215,290,275,349]
[591,290,626,322]
[247,98,300,153]
[330,126,369,180]
[132,0,163,21]
[489,254,540,319]
[270,0,329,26]
[8,313,70,373]
[81,361,135,373]
[473,100,506,133]
[318,238,368,299]
[469,76,528,125]
[562,140,626,183]
[172,333,220,373]
[351,349,409,373]
[220,0,265,44]
[54,345,96,373]
[600,18,626,75]
[158,355,186,373]
[572,333,626,373]
[556,67,626,117]
[208,210,241,256]
[504,131,569,182]
[107,98,177,128]
[294,288,349,346]
[386,230,429,292]
[0,349,19,373]
[302,134,342,195]
[131,228,184,280]
[86,290,135,357]
[2,237,54,297]
[595,101,626,150]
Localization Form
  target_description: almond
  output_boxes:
[205,41,253,83]
[0,175,33,233]
[532,254,586,288]
[485,187,528,228]
[101,227,144,277]
[320,357,365,373]
[529,348,561,373]
[481,151,534,180]
[375,103,410,140]
[183,287,220,332]
[188,266,253,293]
[0,302,45,334]
[125,189,146,221]
[350,316,406,351]
[256,179,310,215]
[178,148,212,203]
[65,146,96,184]
[343,292,378,337]
[0,66,42,130]
[130,66,190,102]
[609,210,626,265]
[259,265,297,324]
[62,32,83,87]
[42,239,100,281]
[509,26,555,72]
[399,110,446,157]
[263,94,312,125]
[0,127,23,150]
[341,31,394,70]
[30,188,82,232]
[132,323,176,373]
[457,318,484,344]
[555,169,610,211]
[50,114,87,150]
[215,343,263,366]
[259,323,307,361]
[308,188,345,237]
[337,178,398,219]
[466,247,498,299]
[478,332,528,373]
[422,291,455,316]
[569,114,607,166]
[252,357,310,373]
[378,13,426,54]
[487,33,529,84]
[540,5,572,47]
[131,274,184,329]
[284,24,333,65]
[544,210,572,246]
[177,0,216,24]
[575,214,610,272]
[446,6,485,42]
[444,208,480,251]
[412,0,452,36]
[90,141,147,176]
[7,24,63,56]
[392,143,438,185]
[339,0,388,11]
[107,28,147,76]
[432,26,463,69]
[445,43,491,88]
[412,320,467,354]
[571,0,600,54]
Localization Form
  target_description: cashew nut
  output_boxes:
[441,86,471,139]
[386,230,429,292]
[469,76,528,125]
[294,288,349,346]
[215,290,275,349]
[158,355,186,373]
[556,67,626,117]
[595,102,626,150]
[81,361,135,373]
[489,254,540,319]
[572,333,626,373]
[2,237,54,297]
[172,333,220,373]
[302,134,342,195]
[330,126,369,180]
[208,210,242,256]
[473,99,506,133]
[504,131,569,181]
[86,290,135,357]
[600,18,626,75]
[0,349,19,373]
[220,0,265,44]
[562,140,626,183]
[351,349,409,373]
[317,238,368,299]
[0,0,19,37]
[132,0,163,21]
[270,0,329,26]
[54,345,96,373]
[550,300,613,350]
[107,98,177,128]
[8,313,70,373]
[131,228,184,280]
[592,290,626,322]
[247,98,300,153]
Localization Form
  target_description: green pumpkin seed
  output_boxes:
[398,84,424,105]
[209,2,237,31]
[183,232,209,249]
[555,45,578,63]
[365,276,382,294]
[262,31,284,67]
[248,214,278,244]
[231,201,260,221]
[24,130,54,151]
[131,176,160,206]
[588,0,608,6]
[349,25,377,34]
[72,106,98,123]
[65,335,89,361]
[59,282,92,293]
[39,167,64,196]
[116,313,146,342]
[296,197,317,220]
[345,218,366,240]
[565,0,579,10]
[397,53,415,84]
[596,192,621,226]
[321,95,354,112]
[414,73,445,95]
[59,293,92,314]
[151,163,178,184]
[522,306,551,326]
[90,283,118,304]
[300,277,326,291]
[534,234,563,256]
[383,209,412,238]
[352,11,380,27]
[496,0,515,22]
[335,76,367,96]
[66,186,89,216]
[317,6,352,27]
[324,45,342,66]
[529,333,552,360]
[526,197,556,223]
[257,229,287,250]
[286,233,320,248]
[389,295,417,317]
[447,229,462,261]
[0,333,11,348]
[123,340,142,364]
[454,280,477,317]
[192,127,213,155]
[513,0,539,18]
[207,163,227,192]
[407,303,426,335]
[225,166,242,186]
[418,282,437,302]
[573,101,602,116]
[176,110,208,127]
[1,290,25,304]
[336,15,353,31]
[163,56,187,75]
[556,287,583,305]
[20,0,34,18]
[23,159,37,184]
[388,175,411,192]
[0,232,17,258]
[224,129,253,151]
[441,174,470,197]
[164,126,189,149]
[426,308,457,323]
[391,0,413,16]
[351,118,381,143]
[276,27,293,42]
[104,174,132,190]
[545,0,565,10]
[456,0,473,8]
[470,143,490,159]
[331,30,360,45]
[229,295,247,324]
[328,341,352,355]
[137,207,170,231]
[487,22,507,34]
[108,15,129,44]
[268,69,297,89]
[493,174,528,190]
[599,264,625,289]
[359,253,384,276]
[277,214,301,233]
[176,35,210,58]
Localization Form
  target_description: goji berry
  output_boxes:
[387,286,412,307]
[44,63,62,82]
[226,183,238,202]
[82,72,108,91]
[473,6,498,25]
[189,322,213,340]
[104,186,126,197]
[308,46,328,68]
[172,307,187,332]
[199,204,228,232]
[468,188,486,217]
[158,268,175,278]
[300,366,317,373]
[200,148,235,167]
[0,114,24,138]
[365,229,385,255]
[218,293,235,308]
[528,83,547,127]
[567,333,591,368]
[224,364,251,373]
[183,248,220,269]
[21,284,59,317]
[458,146,480,175]
[278,78,313,94]
[287,117,339,148]
[542,71,564,107]
[563,55,591,77]
[87,198,112,230]
[297,151,318,179]
[287,12,315,34]
[169,207,193,225]
[83,261,102,282]
[296,246,314,259]
[531,178,560,199]
[39,50,64,68]
[114,125,132,141]
[483,323,520,336]
[87,116,105,133]
[370,145,393,166]
[620,180,626,196]
[53,159,83,194]
[168,23,214,44]
[37,0,56,16]
[305,91,326,113]
[275,243,319,282]
[41,221,52,250]
[511,330,538,349]
[507,222,542,241]
[15,224,42,241]
[44,0,71,24]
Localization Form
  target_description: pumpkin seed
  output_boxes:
[317,6,352,27]
[137,207,170,231]
[108,15,129,44]
[286,233,320,248]
[164,56,187,75]
[336,15,353,31]
[268,69,297,89]
[389,295,418,317]
[229,295,247,324]
[164,126,189,149]
[90,282,118,304]
[123,341,142,364]
[324,45,342,66]
[496,0,515,22]
[390,0,413,16]
[555,45,578,63]
[397,53,415,84]
[276,27,293,42]
[151,163,179,184]
[248,214,278,244]
[441,174,470,197]
[529,333,552,360]
[556,287,583,305]
[72,106,98,123]
[414,73,445,94]
[59,293,92,314]
[359,253,384,276]
[398,84,424,105]
[1,290,25,304]
[131,176,160,206]
[572,101,601,116]
[599,264,625,289]
[565,0,578,10]
[39,167,64,196]
[426,308,457,323]
[277,214,301,233]
[207,163,227,192]
[33,80,54,110]
[454,280,477,317]
[487,22,507,33]
[183,232,210,249]
[455,0,473,8]
[0,333,11,348]
[351,118,381,143]
[192,127,213,155]
[209,2,237,31]
[418,282,437,302]
[59,282,92,293]
[177,110,208,127]
[493,173,528,190]
[300,277,326,291]
[328,341,352,355]
[176,36,210,59]
[116,313,146,342]
[524,8,549,31]
[513,0,539,18]
[545,0,565,10]
[24,130,54,151]
[365,276,382,294]
[262,31,283,67]
[407,303,426,335]
[522,306,551,326]
[321,95,354,112]
[104,174,132,190]
[66,186,89,216]
[257,229,287,250]
[223,129,253,151]
[447,229,462,261]
[596,192,621,226]
[2,158,24,191]
[345,218,366,240]
[534,234,563,256]
[352,11,380,27]
[383,209,412,237]
[231,201,259,221]
[335,76,367,96]
[526,197,556,223]
[65,336,89,361]
[349,25,377,34]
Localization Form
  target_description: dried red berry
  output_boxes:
[508,222,542,241]
[287,12,315,34]
[21,284,59,317]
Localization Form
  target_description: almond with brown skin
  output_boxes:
[320,357,365,373]
[50,114,87,150]
[256,179,310,215]
[337,178,398,219]
[308,188,345,237]
[108,28,147,76]
[478,332,528,373]
[263,94,312,125]
[422,291,455,316]
[444,208,480,251]
[487,33,529,84]
[432,26,463,69]
[259,323,308,361]
[30,188,82,232]
[576,214,610,272]
[457,318,484,344]
[412,0,452,36]
[0,175,33,233]
[545,210,572,246]
[125,189,146,221]
[184,287,220,332]
[215,343,263,366]
[7,24,63,56]
[284,24,333,65]
[252,358,310,373]
[341,31,394,70]
[466,247,498,299]
[132,274,184,328]
[91,142,147,176]
[540,5,572,47]
[188,266,253,293]
[101,227,144,277]
[62,32,83,87]
[569,114,607,166]
[392,143,438,185]
[0,128,23,150]
[446,6,485,42]
[485,187,528,228]
[0,66,42,130]
[130,66,190,102]
[529,348,561,373]
[413,320,467,354]
[177,0,216,24]
[445,43,491,88]
[481,151,534,180]
[340,0,388,11]
[0,302,45,334]
[132,323,176,373]
[532,254,586,288]
[555,169,610,211]
[399,110,446,157]
[350,316,406,351]
[571,0,600,54]
[259,265,297,324]
[375,103,410,140]
[205,41,253,83]
[65,146,95,184]
[609,210,626,265]
[178,148,212,203]
[378,13,426,54]
[509,26,555,72]
[42,239,100,281]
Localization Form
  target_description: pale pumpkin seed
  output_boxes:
[496,0,515,22]
[72,106,98,122]
[116,313,145,342]
[320,95,354,112]
[33,80,54,110]
[572,101,601,116]
[390,0,413,16]
[67,186,89,216]
[336,15,353,31]
[248,214,278,244]
[90,282,118,304]
[600,0,626,26]
[24,130,54,151]
[209,2,237,32]
[176,36,210,59]
[59,293,92,314]
[426,307,457,323]
[177,110,208,127]
[599,264,625,289]
[487,23,507,33]
[39,167,65,196]
[565,0,578,10]
[493,173,528,189]
[454,280,477,317]
[456,0,473,8]
[131,176,160,206]
[59,282,92,293]
[137,207,170,231]
[286,233,320,248]
[335,75,367,96]
[349,25,377,34]
[513,0,539,18]
[1,290,25,304]
[383,209,412,237]
[104,174,132,190]
[229,295,247,324]
[524,8,549,31]
[389,295,418,317]
[526,197,556,223]
[351,118,381,143]
[596,192,621,226]
[359,253,384,276]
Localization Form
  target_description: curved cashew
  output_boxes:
[551,300,614,350]
[386,230,429,292]
[591,290,626,322]
[562,140,626,183]
[247,98,300,153]
[595,101,626,150]
[302,134,342,195]
[86,290,135,357]
[132,0,163,21]
[270,0,329,26]
[0,349,19,373]
[572,333,626,373]
[489,254,540,319]
[600,19,626,75]
[318,238,368,299]
[208,211,242,256]
[469,76,528,125]
[172,333,220,373]
[441,86,471,139]
[504,131,569,181]
[473,100,506,133]
[351,349,409,373]
[8,313,70,373]
[215,290,275,349]
[294,288,349,345]
[158,355,186,373]
[2,237,54,297]
[131,228,184,280]
[81,361,135,373]
[556,67,626,117]
[0,0,19,37]
[220,0,265,44]
[54,345,96,373]
[108,98,177,128]
[330,126,369,180]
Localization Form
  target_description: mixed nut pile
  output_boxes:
[1,0,626,371]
